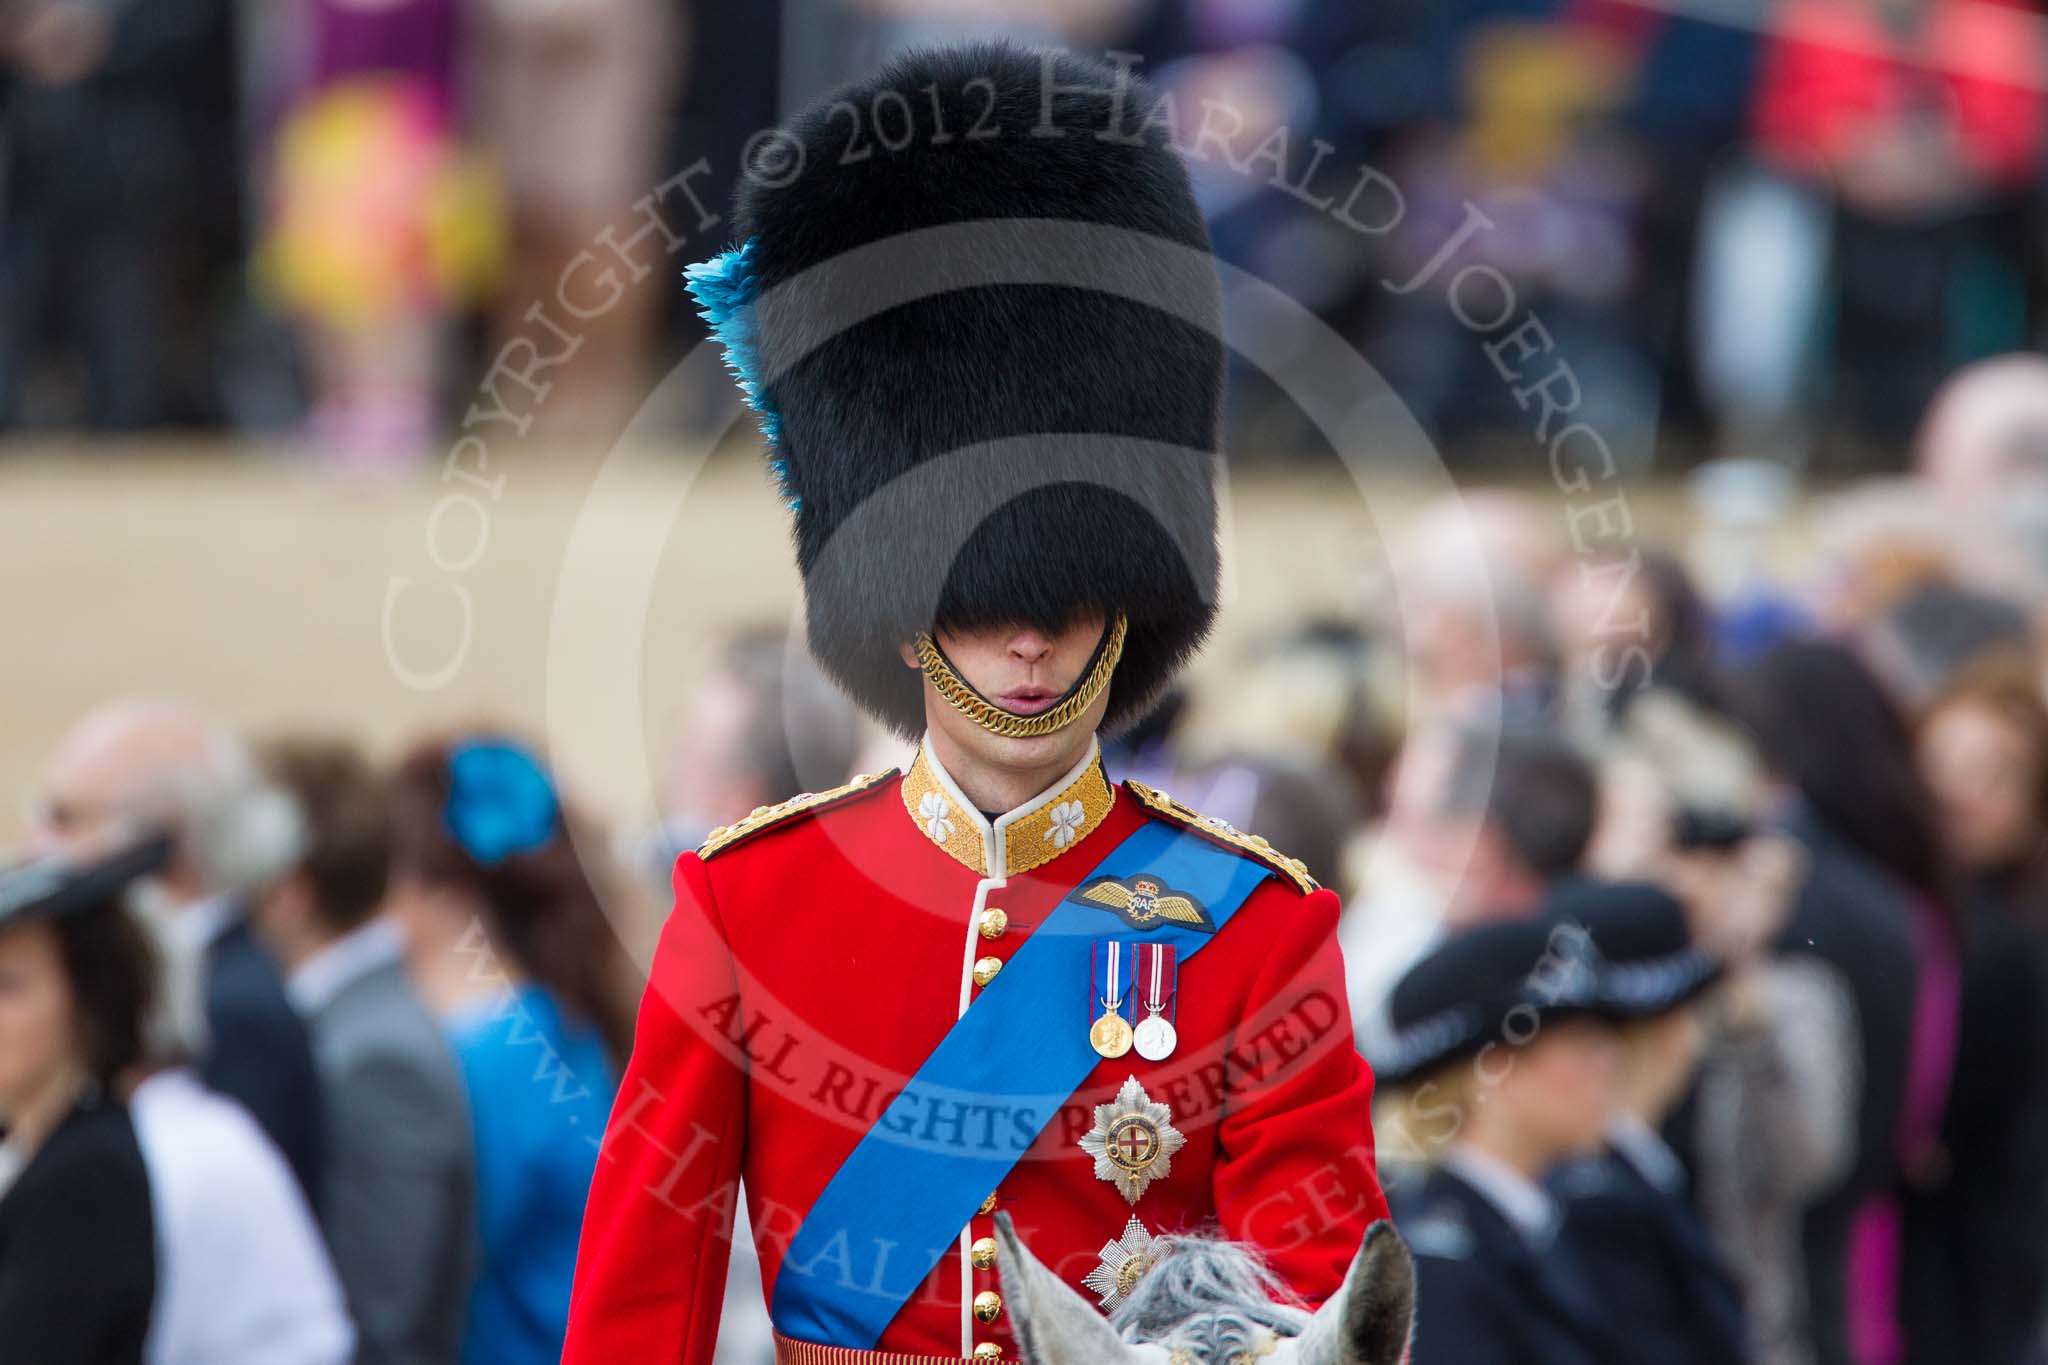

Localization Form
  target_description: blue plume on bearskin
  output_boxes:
[683,239,795,508]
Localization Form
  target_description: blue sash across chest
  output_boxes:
[769,818,1273,1347]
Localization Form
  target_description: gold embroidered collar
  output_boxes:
[900,736,1115,878]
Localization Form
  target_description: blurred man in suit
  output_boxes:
[258,738,477,1365]
[33,696,325,1200]
[1347,722,1601,1055]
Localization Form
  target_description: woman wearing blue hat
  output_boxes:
[388,735,632,1365]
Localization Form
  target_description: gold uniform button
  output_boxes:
[971,1236,997,1269]
[978,1192,998,1215]
[979,908,1009,940]
[972,1290,1003,1324]
[972,1345,1003,1361]
[972,956,1003,987]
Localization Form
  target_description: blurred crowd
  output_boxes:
[1241,350,2048,1365]
[2,0,2045,469]
[0,709,634,1365]
[6,347,2048,1364]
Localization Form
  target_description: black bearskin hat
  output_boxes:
[694,41,1223,737]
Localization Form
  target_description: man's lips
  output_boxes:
[996,687,1060,716]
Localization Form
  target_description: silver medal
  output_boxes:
[1132,943,1177,1060]
[1133,1013,1177,1061]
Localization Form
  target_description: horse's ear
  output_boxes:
[1295,1219,1415,1365]
[994,1212,1146,1364]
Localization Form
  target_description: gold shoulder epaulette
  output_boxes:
[1124,780,1320,894]
[697,769,899,860]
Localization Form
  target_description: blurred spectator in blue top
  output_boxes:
[387,734,634,1365]
[443,985,615,1365]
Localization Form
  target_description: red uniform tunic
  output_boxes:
[562,738,1387,1362]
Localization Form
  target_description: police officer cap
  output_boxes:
[1540,879,1722,1020]
[1373,918,1612,1088]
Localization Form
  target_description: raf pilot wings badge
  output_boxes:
[1068,873,1218,933]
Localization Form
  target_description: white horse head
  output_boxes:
[994,1213,1414,1365]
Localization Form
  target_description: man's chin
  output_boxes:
[935,712,1094,771]
[984,723,1087,762]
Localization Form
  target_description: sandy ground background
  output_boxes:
[0,440,1693,840]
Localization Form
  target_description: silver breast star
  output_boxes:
[1078,1075,1186,1204]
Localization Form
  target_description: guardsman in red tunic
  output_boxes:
[562,40,1389,1365]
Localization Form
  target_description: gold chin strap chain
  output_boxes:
[913,613,1128,740]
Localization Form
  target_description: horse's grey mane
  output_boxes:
[1108,1232,1313,1357]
